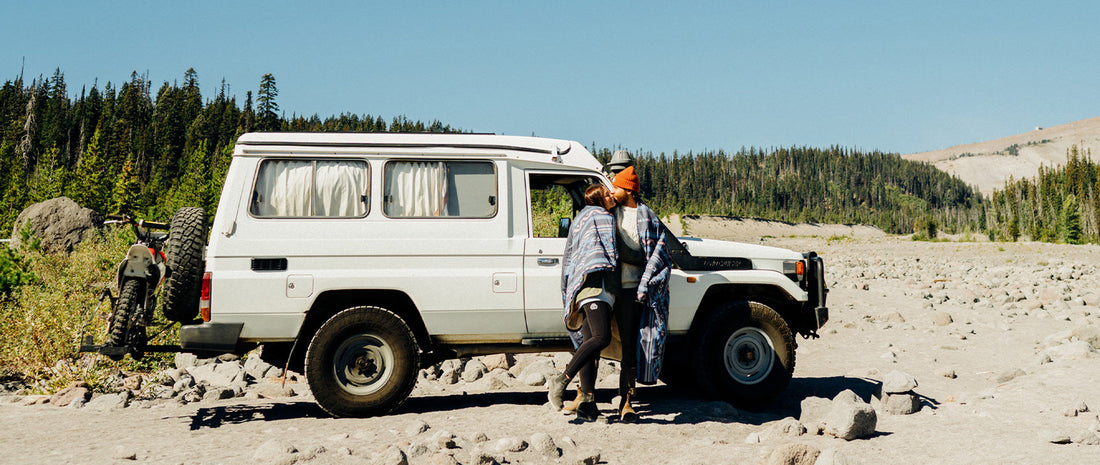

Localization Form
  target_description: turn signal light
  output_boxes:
[783,260,806,283]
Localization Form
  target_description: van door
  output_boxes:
[522,171,604,334]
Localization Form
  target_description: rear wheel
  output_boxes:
[305,306,420,418]
[690,300,795,406]
[106,279,147,360]
[161,207,207,322]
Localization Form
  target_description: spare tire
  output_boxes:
[160,207,207,322]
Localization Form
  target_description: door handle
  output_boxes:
[537,258,559,266]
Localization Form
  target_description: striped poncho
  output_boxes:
[561,205,618,331]
[632,203,672,385]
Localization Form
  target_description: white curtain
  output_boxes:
[253,160,312,216]
[313,161,369,216]
[386,162,449,217]
[253,160,369,217]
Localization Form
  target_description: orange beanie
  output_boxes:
[612,166,640,192]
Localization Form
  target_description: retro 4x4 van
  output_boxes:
[175,133,828,417]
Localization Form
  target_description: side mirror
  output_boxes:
[558,217,571,238]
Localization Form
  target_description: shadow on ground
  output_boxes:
[185,402,328,430]
[182,375,880,429]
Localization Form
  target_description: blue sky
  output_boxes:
[3,1,1098,155]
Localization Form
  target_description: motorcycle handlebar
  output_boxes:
[139,220,170,230]
[102,215,169,231]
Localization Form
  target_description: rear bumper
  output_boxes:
[180,322,243,353]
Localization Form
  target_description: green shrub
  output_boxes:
[0,245,35,297]
[0,227,174,393]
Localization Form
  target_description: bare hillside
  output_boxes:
[903,116,1100,195]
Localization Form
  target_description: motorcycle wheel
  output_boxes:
[107,279,147,360]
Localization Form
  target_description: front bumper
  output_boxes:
[805,251,829,330]
[180,322,244,352]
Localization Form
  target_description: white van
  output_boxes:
[177,133,828,417]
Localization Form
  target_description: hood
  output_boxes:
[676,237,803,274]
[677,237,803,261]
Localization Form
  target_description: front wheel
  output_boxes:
[304,306,420,418]
[690,300,795,406]
[106,279,148,360]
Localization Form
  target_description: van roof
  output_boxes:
[234,132,603,172]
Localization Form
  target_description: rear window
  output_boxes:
[383,161,497,218]
[251,159,370,218]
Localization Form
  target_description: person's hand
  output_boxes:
[636,292,646,303]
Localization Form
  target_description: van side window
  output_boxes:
[251,159,370,218]
[383,161,497,218]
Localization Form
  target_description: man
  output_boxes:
[609,165,672,422]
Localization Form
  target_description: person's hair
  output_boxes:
[583,184,609,207]
[626,189,641,203]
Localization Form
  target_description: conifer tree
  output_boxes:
[1060,193,1083,244]
[70,126,110,212]
[0,141,28,227]
[110,156,141,215]
[256,74,279,131]
[30,148,65,202]
[166,140,209,214]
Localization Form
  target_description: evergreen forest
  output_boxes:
[0,67,1090,244]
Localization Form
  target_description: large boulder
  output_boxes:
[11,197,102,254]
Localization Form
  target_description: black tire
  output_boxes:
[690,300,795,407]
[161,207,207,322]
[305,306,420,418]
[107,279,148,360]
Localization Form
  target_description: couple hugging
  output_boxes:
[551,162,673,423]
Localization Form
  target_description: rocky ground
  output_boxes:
[2,234,1099,464]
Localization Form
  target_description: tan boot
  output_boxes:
[619,390,638,423]
[575,392,599,422]
[562,387,584,414]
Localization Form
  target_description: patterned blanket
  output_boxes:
[634,203,672,384]
[561,205,618,326]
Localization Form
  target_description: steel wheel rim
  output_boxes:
[723,327,775,385]
[333,334,394,395]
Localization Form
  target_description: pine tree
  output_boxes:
[30,147,65,201]
[1007,213,1020,242]
[166,140,210,213]
[256,74,279,131]
[1060,193,1083,244]
[240,91,254,133]
[110,156,141,215]
[70,126,111,212]
[0,141,29,227]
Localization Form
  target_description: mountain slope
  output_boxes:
[902,116,1100,194]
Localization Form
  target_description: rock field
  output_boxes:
[1,235,1099,464]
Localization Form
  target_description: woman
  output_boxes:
[610,166,672,423]
[549,183,619,422]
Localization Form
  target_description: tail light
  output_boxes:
[200,272,212,321]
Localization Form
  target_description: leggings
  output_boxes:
[615,288,642,395]
[563,300,612,393]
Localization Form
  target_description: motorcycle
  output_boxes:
[102,215,170,361]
